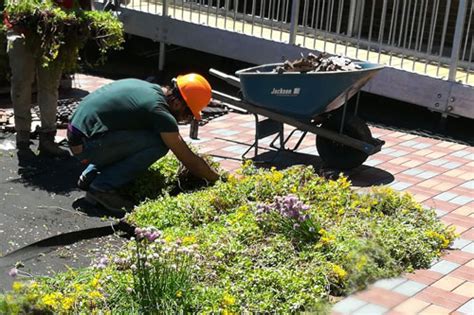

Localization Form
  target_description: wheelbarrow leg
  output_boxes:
[241,113,261,160]
[354,91,361,116]
[270,129,308,152]
[242,114,285,162]
[339,91,350,134]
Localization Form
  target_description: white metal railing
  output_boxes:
[119,0,473,85]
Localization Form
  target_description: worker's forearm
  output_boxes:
[187,156,220,182]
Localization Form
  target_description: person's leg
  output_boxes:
[91,145,169,191]
[36,61,69,157]
[7,32,35,153]
[77,130,168,213]
[79,130,169,191]
[77,163,99,191]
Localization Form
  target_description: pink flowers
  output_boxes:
[8,268,18,278]
[256,194,320,245]
[135,227,162,242]
[257,194,312,224]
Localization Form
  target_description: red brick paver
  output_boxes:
[356,288,409,308]
[405,269,444,285]
[415,286,471,309]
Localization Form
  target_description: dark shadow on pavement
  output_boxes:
[72,197,127,219]
[9,149,85,195]
[59,87,90,100]
[253,150,395,187]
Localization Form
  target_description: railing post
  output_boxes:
[347,0,357,37]
[159,0,169,72]
[289,0,301,45]
[449,0,467,82]
[162,0,168,15]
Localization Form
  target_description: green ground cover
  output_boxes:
[0,157,455,314]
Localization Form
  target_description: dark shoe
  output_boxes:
[39,131,70,158]
[85,189,134,216]
[17,147,37,167]
[16,131,31,147]
[16,134,37,165]
[77,169,98,191]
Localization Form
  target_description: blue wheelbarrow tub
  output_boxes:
[235,62,384,121]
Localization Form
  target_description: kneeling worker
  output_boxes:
[67,74,220,214]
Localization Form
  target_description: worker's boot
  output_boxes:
[85,188,134,217]
[39,131,70,158]
[77,165,99,191]
[16,131,36,161]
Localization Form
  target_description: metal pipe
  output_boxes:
[224,0,229,29]
[302,0,309,46]
[466,34,473,82]
[425,0,440,73]
[163,0,168,16]
[347,0,357,37]
[289,0,301,45]
[309,0,316,31]
[366,0,376,60]
[216,0,220,27]
[276,0,282,41]
[321,0,327,51]
[270,0,275,39]
[418,0,429,63]
[437,0,452,76]
[449,0,468,81]
[355,0,365,58]
[158,0,168,72]
[328,0,335,53]
[206,0,210,25]
[251,0,256,35]
[407,0,417,52]
[189,119,199,139]
[339,92,349,134]
[337,0,344,35]
[378,0,388,63]
[242,0,248,32]
[399,0,409,67]
[461,3,473,61]
[387,0,399,64]
[158,42,165,71]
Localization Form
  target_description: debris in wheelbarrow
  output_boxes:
[275,53,361,74]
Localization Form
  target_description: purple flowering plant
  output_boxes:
[256,194,320,245]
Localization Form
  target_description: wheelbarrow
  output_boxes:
[208,61,385,170]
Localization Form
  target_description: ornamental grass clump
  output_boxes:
[131,227,196,313]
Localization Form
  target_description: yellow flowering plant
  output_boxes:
[0,161,456,313]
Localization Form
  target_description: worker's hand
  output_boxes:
[161,131,220,182]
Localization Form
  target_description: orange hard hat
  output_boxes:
[176,73,212,120]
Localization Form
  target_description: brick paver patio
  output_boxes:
[66,74,474,314]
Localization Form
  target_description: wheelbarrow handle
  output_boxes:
[209,68,241,88]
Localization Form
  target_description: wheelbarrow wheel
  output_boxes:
[316,115,372,170]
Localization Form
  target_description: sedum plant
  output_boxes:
[121,151,225,203]
[0,162,456,313]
